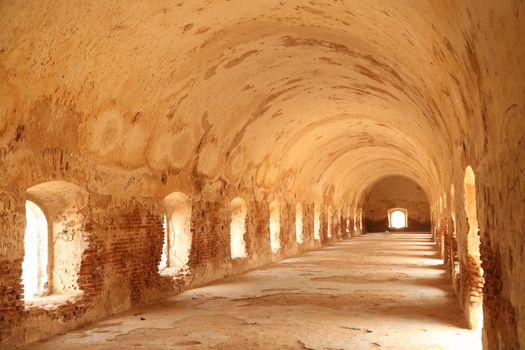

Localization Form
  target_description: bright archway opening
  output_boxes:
[313,204,321,240]
[22,201,48,300]
[162,192,192,271]
[23,180,89,302]
[389,209,408,229]
[269,200,281,253]
[295,203,304,244]
[230,198,248,259]
[159,215,169,271]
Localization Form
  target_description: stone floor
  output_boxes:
[25,233,482,350]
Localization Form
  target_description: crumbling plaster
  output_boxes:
[0,1,524,349]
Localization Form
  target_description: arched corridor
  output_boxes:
[22,233,481,350]
[0,1,523,349]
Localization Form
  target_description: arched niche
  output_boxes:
[161,192,192,271]
[24,180,89,299]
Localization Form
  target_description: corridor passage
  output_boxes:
[26,233,481,350]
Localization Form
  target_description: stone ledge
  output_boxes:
[24,291,84,311]
[159,267,191,279]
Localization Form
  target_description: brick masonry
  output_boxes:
[0,181,355,347]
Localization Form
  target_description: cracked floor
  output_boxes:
[25,233,482,350]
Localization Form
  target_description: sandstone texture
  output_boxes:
[22,234,482,350]
[364,176,430,232]
[0,1,524,349]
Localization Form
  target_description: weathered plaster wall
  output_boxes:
[0,0,523,349]
[0,170,347,346]
[363,176,430,232]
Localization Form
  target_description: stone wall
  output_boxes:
[363,176,431,232]
[0,155,356,346]
[0,1,523,349]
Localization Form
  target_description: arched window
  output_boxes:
[295,203,304,244]
[22,201,48,299]
[23,181,88,302]
[269,200,281,253]
[161,192,192,271]
[313,204,321,240]
[388,208,408,229]
[230,198,247,258]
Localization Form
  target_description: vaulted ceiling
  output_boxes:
[0,1,506,205]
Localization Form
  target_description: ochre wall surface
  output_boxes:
[0,1,524,349]
[363,176,430,232]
